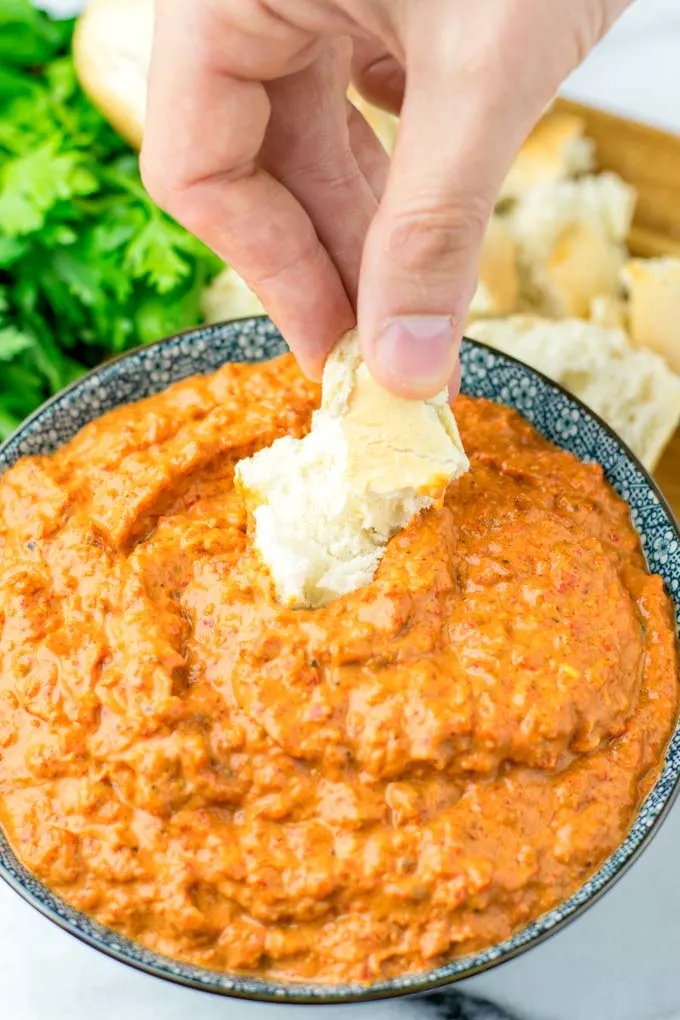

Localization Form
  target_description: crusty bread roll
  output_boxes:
[622,257,680,375]
[499,112,596,204]
[467,315,680,471]
[236,329,469,609]
[510,173,636,317]
[73,0,152,148]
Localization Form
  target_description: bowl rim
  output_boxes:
[0,317,679,1005]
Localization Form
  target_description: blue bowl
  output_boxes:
[1,318,679,1004]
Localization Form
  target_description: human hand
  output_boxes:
[141,0,630,398]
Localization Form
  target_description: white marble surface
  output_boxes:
[7,2,680,1018]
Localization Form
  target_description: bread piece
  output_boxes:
[202,266,265,324]
[499,112,596,204]
[588,294,629,331]
[468,216,520,319]
[467,315,680,471]
[236,329,469,609]
[622,257,680,375]
[73,0,152,148]
[511,174,636,317]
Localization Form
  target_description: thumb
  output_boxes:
[357,5,554,398]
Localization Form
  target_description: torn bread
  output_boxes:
[622,257,680,375]
[467,315,680,471]
[202,266,265,324]
[468,216,520,319]
[236,329,469,609]
[511,173,636,317]
[499,112,596,204]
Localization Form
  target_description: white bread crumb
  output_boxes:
[467,315,680,471]
[236,329,469,609]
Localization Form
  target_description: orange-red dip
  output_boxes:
[0,353,677,983]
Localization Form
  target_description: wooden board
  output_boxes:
[555,99,680,519]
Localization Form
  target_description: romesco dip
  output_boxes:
[0,353,677,984]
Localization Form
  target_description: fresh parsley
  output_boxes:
[0,1,222,438]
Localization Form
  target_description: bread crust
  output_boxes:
[73,0,153,149]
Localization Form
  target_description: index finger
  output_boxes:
[141,0,355,378]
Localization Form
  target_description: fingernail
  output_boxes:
[374,316,458,393]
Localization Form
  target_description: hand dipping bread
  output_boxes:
[235,329,469,609]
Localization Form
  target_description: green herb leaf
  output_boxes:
[0,141,98,236]
[0,235,28,267]
[0,0,74,69]
[0,7,223,432]
[0,325,35,360]
[125,217,193,294]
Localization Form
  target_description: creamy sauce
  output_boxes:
[0,354,677,983]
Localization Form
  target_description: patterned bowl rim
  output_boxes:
[0,318,679,1005]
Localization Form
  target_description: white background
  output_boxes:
[7,1,680,1018]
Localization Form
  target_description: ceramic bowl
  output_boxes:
[1,317,679,1004]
